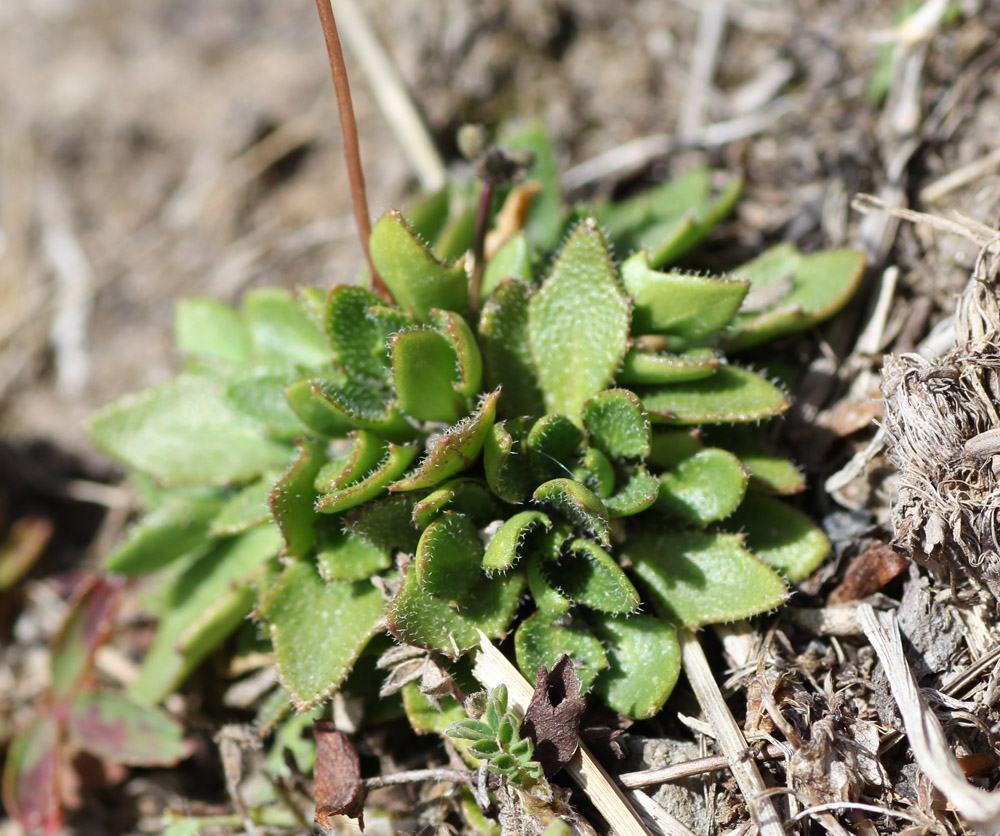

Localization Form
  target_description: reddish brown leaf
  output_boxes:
[829,541,908,604]
[1,714,63,836]
[313,720,365,828]
[0,516,53,591]
[50,574,124,700]
[521,655,586,776]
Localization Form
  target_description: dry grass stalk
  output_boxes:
[881,245,1000,602]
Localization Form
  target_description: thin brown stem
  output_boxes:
[313,0,391,301]
[469,181,494,313]
[364,768,476,790]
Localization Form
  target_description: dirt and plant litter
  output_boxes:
[4,1,1000,835]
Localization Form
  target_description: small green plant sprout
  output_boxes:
[86,8,865,748]
[448,685,547,795]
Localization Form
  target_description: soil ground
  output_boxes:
[4,1,1000,834]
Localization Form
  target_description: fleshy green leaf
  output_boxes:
[67,693,193,765]
[416,513,484,604]
[431,309,483,398]
[482,234,532,299]
[641,365,789,424]
[627,530,787,628]
[391,328,467,423]
[621,251,748,343]
[390,389,500,491]
[314,430,388,492]
[369,209,468,320]
[50,576,122,699]
[224,371,307,438]
[559,539,640,614]
[478,278,545,418]
[528,220,630,420]
[387,563,525,655]
[582,389,651,459]
[1,715,61,836]
[532,478,610,546]
[483,511,552,574]
[286,375,415,440]
[656,448,748,525]
[107,492,223,574]
[403,682,467,735]
[316,443,419,514]
[514,612,608,693]
[726,245,867,351]
[270,440,325,557]
[590,612,680,719]
[258,559,385,711]
[325,285,411,379]
[243,287,330,368]
[604,466,660,518]
[574,447,616,499]
[704,426,805,494]
[483,418,534,503]
[130,525,282,704]
[527,526,574,616]
[726,492,829,582]
[90,374,293,486]
[617,346,721,385]
[175,298,251,364]
[345,494,422,553]
[315,522,392,581]
[412,480,499,528]
[526,413,585,482]
[210,476,274,536]
[648,430,703,469]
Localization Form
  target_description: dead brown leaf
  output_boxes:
[313,720,365,829]
[521,656,586,777]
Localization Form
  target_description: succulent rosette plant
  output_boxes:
[89,124,864,731]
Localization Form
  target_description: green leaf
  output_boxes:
[345,494,422,553]
[369,209,468,320]
[527,528,573,616]
[403,683,467,735]
[604,466,660,518]
[314,430,389,492]
[528,220,630,420]
[67,693,192,765]
[130,525,282,703]
[617,346,721,385]
[325,285,410,379]
[574,447,616,499]
[387,562,525,655]
[210,476,274,536]
[412,480,498,528]
[595,167,741,266]
[582,389,651,459]
[244,287,330,368]
[431,309,483,398]
[391,328,467,423]
[641,365,789,424]
[2,715,61,836]
[286,375,415,440]
[478,278,545,419]
[703,426,805,494]
[590,612,680,719]
[627,530,787,628]
[447,719,495,742]
[175,298,251,364]
[656,448,748,525]
[107,492,223,573]
[258,559,385,711]
[482,234,532,300]
[416,513,485,604]
[316,443,419,514]
[224,371,307,438]
[483,511,552,574]
[621,252,748,343]
[514,612,607,693]
[483,418,534,503]
[648,430,703,469]
[532,478,610,546]
[51,576,121,699]
[468,739,502,758]
[726,245,867,351]
[726,492,829,582]
[390,389,500,491]
[560,539,640,614]
[90,374,293,486]
[500,121,564,251]
[527,413,585,482]
[270,440,325,557]
[315,522,392,581]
